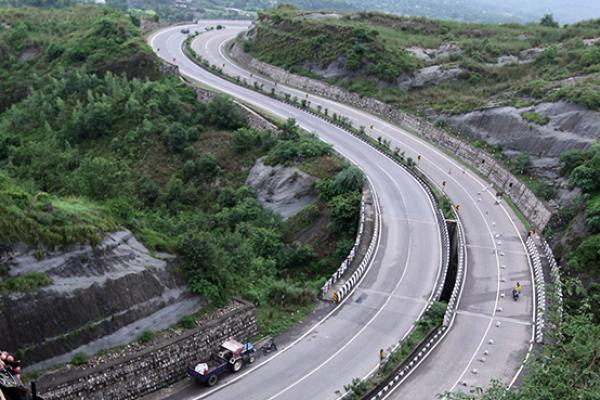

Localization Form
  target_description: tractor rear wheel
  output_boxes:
[207,374,218,387]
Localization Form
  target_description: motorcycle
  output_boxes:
[512,289,520,301]
[260,339,278,355]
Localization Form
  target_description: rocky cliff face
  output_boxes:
[0,231,204,369]
[443,101,600,203]
[444,101,600,156]
[246,158,317,219]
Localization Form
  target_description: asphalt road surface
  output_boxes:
[148,21,534,400]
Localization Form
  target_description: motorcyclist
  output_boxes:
[515,282,522,294]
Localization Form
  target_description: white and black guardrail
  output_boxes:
[443,213,465,327]
[526,236,546,344]
[320,192,369,299]
[540,239,564,324]
[333,191,381,303]
[433,209,451,302]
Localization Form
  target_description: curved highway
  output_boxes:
[149,21,535,399]
[150,21,443,400]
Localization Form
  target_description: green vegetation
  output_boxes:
[0,272,52,293]
[0,6,159,112]
[0,172,117,247]
[248,6,417,84]
[178,315,196,329]
[136,330,156,344]
[70,352,88,366]
[520,111,550,125]
[0,7,362,347]
[245,7,600,400]
[248,6,600,114]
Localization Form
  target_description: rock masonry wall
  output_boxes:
[37,300,257,400]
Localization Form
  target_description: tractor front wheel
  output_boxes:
[231,359,243,373]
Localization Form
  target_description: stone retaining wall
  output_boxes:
[37,300,257,400]
[230,42,553,229]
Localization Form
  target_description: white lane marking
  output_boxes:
[456,310,532,326]
[147,28,428,400]
[182,173,384,400]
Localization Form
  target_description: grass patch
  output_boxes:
[0,272,52,293]
[521,111,550,125]
[256,302,316,338]
[71,352,88,366]
[136,330,155,344]
[179,315,196,329]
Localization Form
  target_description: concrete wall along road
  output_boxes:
[230,43,553,229]
[38,300,257,400]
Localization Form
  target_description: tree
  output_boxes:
[540,14,559,28]
[177,232,234,304]
[560,149,585,176]
[331,166,364,195]
[567,235,600,273]
[206,95,244,130]
[197,153,221,181]
[138,176,160,206]
[328,192,361,234]
[511,153,531,175]
[72,157,131,200]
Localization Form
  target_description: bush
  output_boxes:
[328,192,361,235]
[137,330,155,344]
[540,14,559,28]
[567,235,600,273]
[511,153,531,175]
[521,111,550,126]
[331,166,364,195]
[265,137,331,165]
[560,149,585,176]
[0,272,52,293]
[72,157,132,200]
[267,280,314,307]
[206,95,244,130]
[138,176,160,206]
[71,352,88,366]
[179,315,196,329]
[586,196,600,234]
[197,153,221,181]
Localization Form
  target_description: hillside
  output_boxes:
[0,6,362,368]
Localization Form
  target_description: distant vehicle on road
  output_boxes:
[180,28,190,34]
[188,339,255,386]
